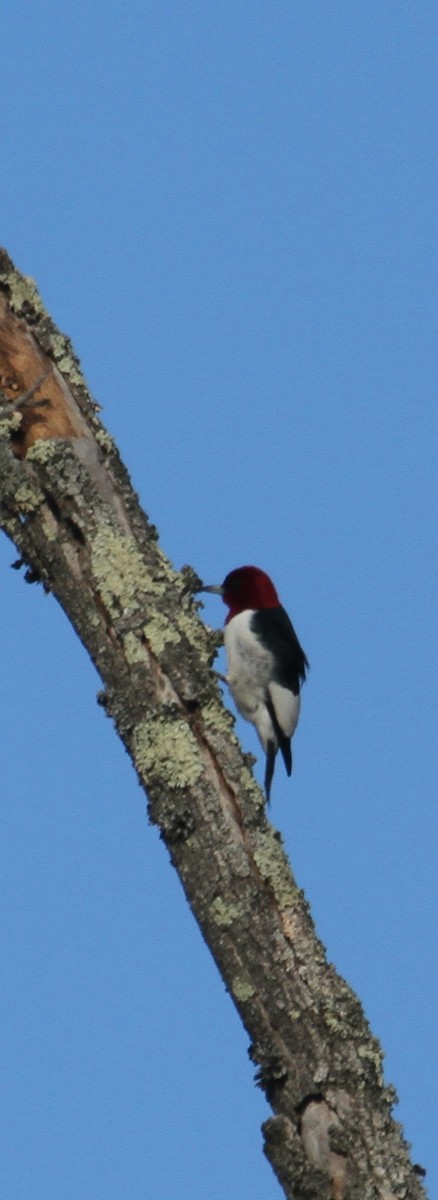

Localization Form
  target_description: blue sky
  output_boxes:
[1,3,437,1196]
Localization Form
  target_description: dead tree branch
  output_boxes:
[0,248,427,1200]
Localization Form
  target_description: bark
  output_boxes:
[0,248,428,1200]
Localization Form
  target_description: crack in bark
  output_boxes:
[0,249,429,1200]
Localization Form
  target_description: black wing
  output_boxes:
[251,605,308,696]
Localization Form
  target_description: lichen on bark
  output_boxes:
[0,248,428,1200]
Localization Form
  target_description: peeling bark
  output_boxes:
[0,248,428,1200]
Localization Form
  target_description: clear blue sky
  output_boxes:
[1,3,437,1197]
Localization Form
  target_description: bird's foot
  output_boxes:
[211,669,228,686]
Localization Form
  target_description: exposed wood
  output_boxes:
[0,248,428,1200]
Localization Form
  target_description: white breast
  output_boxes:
[225,610,273,714]
[224,610,300,752]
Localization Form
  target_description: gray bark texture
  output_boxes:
[0,248,428,1200]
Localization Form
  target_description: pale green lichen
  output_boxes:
[1,267,85,384]
[90,525,212,657]
[14,481,45,513]
[196,685,258,756]
[201,698,264,800]
[141,611,180,654]
[90,526,163,612]
[325,1011,345,1033]
[253,832,300,907]
[88,610,102,629]
[0,411,22,435]
[173,607,212,663]
[26,439,57,464]
[210,896,242,929]
[40,509,63,542]
[53,349,84,384]
[0,514,20,538]
[357,1042,383,1075]
[95,428,115,452]
[201,699,234,732]
[123,631,147,665]
[150,543,177,579]
[242,773,264,806]
[232,976,256,1002]
[133,716,203,789]
[3,272,46,317]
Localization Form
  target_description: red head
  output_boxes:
[203,565,280,620]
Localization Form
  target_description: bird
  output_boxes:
[200,565,308,800]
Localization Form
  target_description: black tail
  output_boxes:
[266,696,292,777]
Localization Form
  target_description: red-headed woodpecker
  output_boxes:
[201,565,308,800]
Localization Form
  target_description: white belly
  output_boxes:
[224,611,300,751]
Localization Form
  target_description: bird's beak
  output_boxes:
[198,583,225,595]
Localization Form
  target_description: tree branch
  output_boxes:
[0,248,427,1200]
